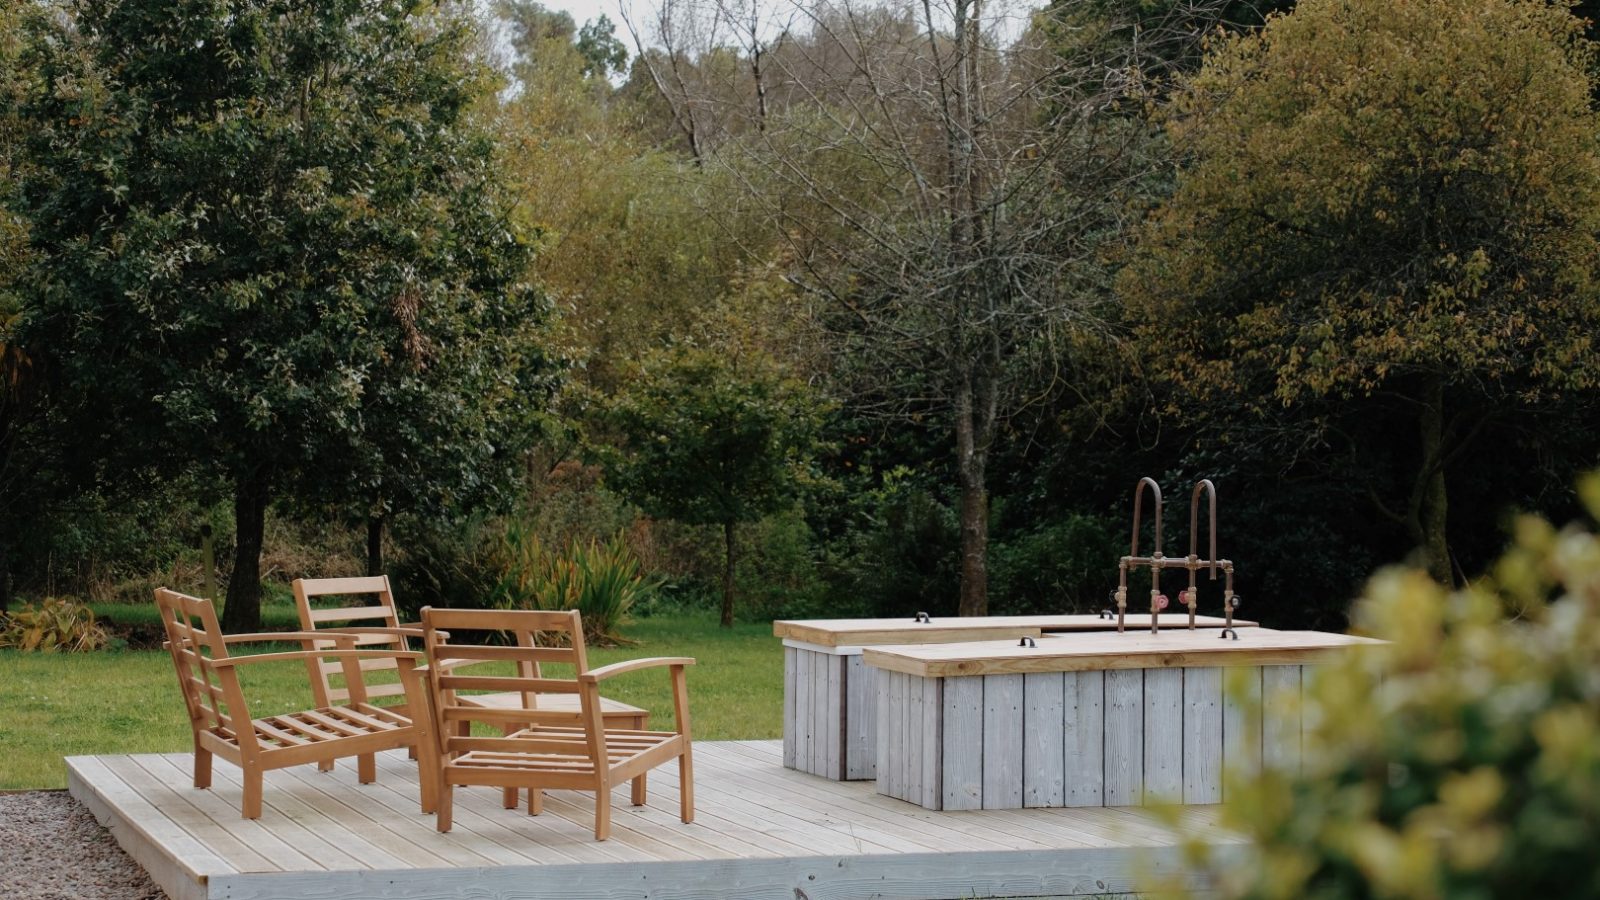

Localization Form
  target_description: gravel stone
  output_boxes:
[0,791,168,900]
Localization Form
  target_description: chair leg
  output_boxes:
[416,754,436,815]
[358,753,376,785]
[679,748,695,824]
[436,784,454,833]
[318,760,334,773]
[631,773,647,806]
[192,743,212,790]
[594,783,611,841]
[242,770,264,820]
[502,787,518,809]
[527,788,543,816]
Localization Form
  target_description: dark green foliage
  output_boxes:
[387,515,504,621]
[827,470,962,618]
[988,515,1123,616]
[576,15,627,79]
[603,347,828,626]
[14,0,551,629]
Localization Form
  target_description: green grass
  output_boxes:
[0,614,781,790]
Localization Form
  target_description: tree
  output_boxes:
[0,0,46,614]
[576,15,628,80]
[604,347,826,627]
[671,0,1221,615]
[1122,0,1600,584]
[16,0,550,630]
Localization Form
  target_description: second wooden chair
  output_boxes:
[412,607,696,841]
[293,576,650,733]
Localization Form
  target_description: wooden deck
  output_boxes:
[68,740,1244,899]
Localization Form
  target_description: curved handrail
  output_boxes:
[1190,479,1218,580]
[1130,477,1163,557]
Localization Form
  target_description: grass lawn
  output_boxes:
[0,613,782,790]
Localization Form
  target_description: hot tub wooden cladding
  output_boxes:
[862,631,1383,810]
[776,613,1256,781]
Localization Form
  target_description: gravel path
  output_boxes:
[0,791,167,900]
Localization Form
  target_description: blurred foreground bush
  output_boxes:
[1185,476,1600,899]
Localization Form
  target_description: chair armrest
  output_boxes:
[209,649,424,668]
[580,657,696,683]
[317,626,425,639]
[220,631,355,646]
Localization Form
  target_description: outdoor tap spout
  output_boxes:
[1130,477,1163,559]
[1186,479,1219,629]
[1189,479,1218,581]
[1129,477,1166,635]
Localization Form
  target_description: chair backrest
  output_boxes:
[155,588,262,756]
[293,576,405,706]
[418,607,599,737]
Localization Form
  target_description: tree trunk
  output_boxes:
[221,469,270,632]
[366,515,385,577]
[0,538,10,615]
[955,378,990,617]
[1415,378,1451,584]
[720,519,737,628]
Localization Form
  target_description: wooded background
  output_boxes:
[2,0,1596,631]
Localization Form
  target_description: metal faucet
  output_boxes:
[1115,477,1241,638]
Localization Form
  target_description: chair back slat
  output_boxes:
[307,605,392,624]
[437,674,584,695]
[293,576,404,706]
[419,607,594,738]
[155,589,258,755]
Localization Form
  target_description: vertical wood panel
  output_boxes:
[920,676,942,810]
[1023,672,1066,808]
[1143,668,1184,804]
[883,659,896,791]
[941,676,984,810]
[1103,668,1144,806]
[845,654,874,780]
[1262,665,1302,775]
[886,671,904,800]
[982,674,1024,810]
[795,649,813,776]
[824,654,843,780]
[1064,670,1104,808]
[1222,665,1263,797]
[811,652,829,777]
[782,646,797,770]
[905,671,923,803]
[1182,667,1223,805]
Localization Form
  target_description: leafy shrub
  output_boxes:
[0,597,109,651]
[493,524,658,646]
[828,468,961,617]
[1177,477,1600,899]
[989,515,1122,616]
[734,508,831,620]
[388,514,504,620]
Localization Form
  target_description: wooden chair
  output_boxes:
[293,576,651,733]
[155,588,431,819]
[412,607,695,841]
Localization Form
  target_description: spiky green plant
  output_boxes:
[493,525,658,646]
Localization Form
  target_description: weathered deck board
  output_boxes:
[69,741,1241,900]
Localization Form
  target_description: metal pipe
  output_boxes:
[1189,480,1218,581]
[1130,477,1163,558]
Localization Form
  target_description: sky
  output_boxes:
[546,0,625,30]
